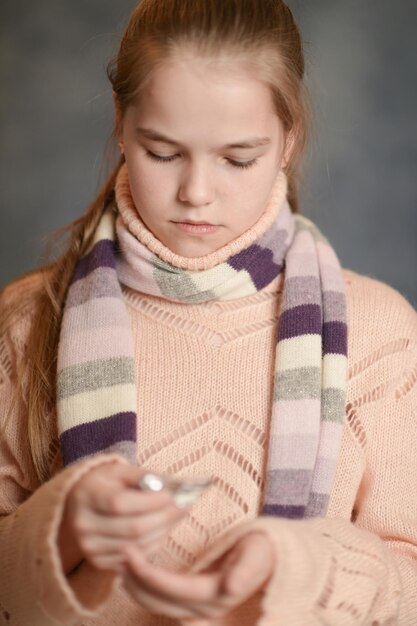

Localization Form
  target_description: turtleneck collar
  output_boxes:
[114,162,289,272]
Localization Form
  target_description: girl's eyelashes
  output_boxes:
[229,158,258,170]
[145,150,258,170]
[146,151,177,163]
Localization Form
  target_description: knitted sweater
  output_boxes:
[0,257,416,625]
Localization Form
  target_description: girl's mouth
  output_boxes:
[173,222,221,235]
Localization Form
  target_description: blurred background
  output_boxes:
[1,0,416,305]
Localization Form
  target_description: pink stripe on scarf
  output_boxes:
[58,325,133,368]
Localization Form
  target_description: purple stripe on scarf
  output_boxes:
[60,411,136,465]
[323,321,348,355]
[66,266,122,309]
[72,240,117,284]
[277,304,321,341]
[261,503,305,519]
[227,245,282,290]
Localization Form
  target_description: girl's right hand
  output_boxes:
[59,463,190,573]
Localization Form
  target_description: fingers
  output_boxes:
[122,546,237,620]
[65,463,197,573]
[81,529,169,571]
[136,527,172,554]
[91,483,176,516]
[89,552,126,572]
[77,501,188,539]
[74,502,190,571]
[221,532,274,598]
[79,528,162,555]
[71,463,177,516]
[123,545,222,605]
[123,573,204,620]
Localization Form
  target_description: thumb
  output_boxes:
[221,533,273,597]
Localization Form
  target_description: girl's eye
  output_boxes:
[145,150,258,170]
[228,158,258,170]
[145,151,178,163]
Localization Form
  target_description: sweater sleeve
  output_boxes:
[0,294,128,625]
[188,277,417,625]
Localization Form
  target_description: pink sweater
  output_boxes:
[0,261,416,625]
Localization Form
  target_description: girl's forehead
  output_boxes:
[119,54,282,146]
[128,57,275,118]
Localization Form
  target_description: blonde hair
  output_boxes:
[1,0,311,482]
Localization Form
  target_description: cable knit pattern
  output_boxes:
[0,267,416,625]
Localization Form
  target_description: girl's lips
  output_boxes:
[173,222,221,235]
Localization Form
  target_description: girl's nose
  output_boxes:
[177,162,215,206]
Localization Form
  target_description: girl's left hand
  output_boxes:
[121,531,275,622]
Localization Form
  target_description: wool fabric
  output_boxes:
[56,163,348,519]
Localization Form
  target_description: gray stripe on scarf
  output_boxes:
[57,356,135,400]
[322,387,346,422]
[152,256,217,303]
[274,366,321,400]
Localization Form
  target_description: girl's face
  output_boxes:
[118,55,290,258]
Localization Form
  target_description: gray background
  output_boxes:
[1,0,416,305]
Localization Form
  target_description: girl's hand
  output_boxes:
[59,464,190,573]
[121,531,275,621]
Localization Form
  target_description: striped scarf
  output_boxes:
[57,164,348,519]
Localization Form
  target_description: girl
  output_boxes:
[0,1,416,624]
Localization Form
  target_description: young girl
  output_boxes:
[1,1,416,625]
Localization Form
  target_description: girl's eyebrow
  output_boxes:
[135,127,271,150]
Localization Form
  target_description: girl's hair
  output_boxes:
[1,0,311,483]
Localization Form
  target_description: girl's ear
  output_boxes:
[113,91,123,143]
